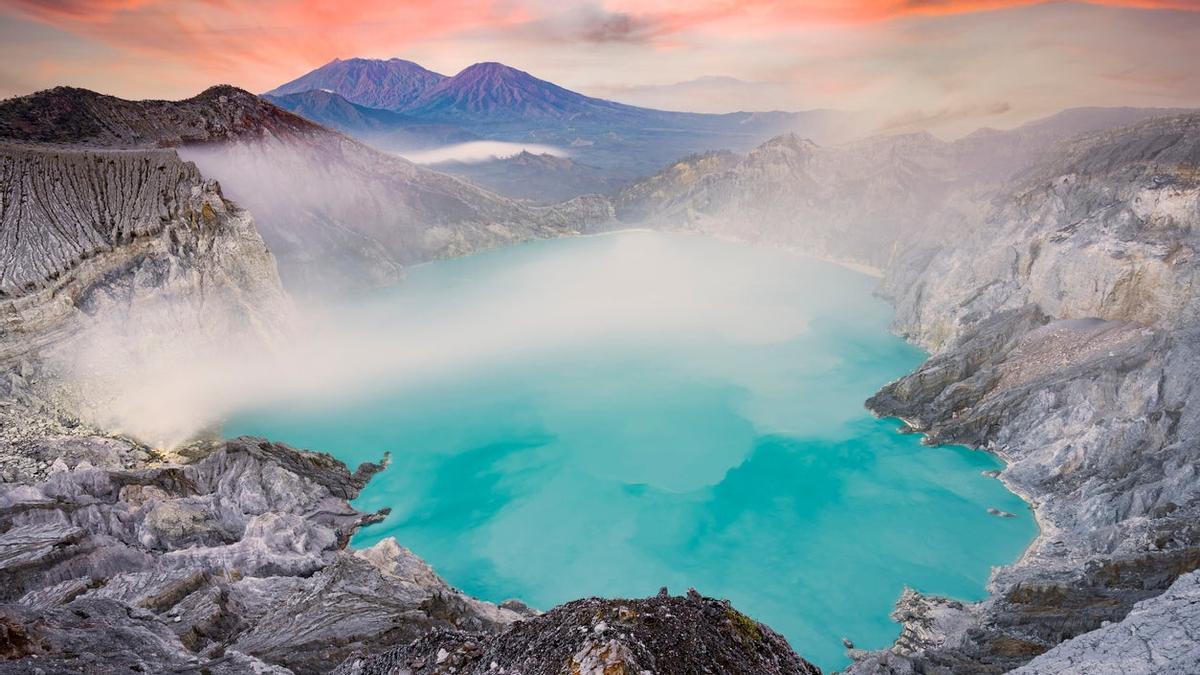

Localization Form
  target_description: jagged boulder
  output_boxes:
[334,591,821,675]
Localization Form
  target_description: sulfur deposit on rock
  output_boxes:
[0,437,521,675]
[333,592,820,675]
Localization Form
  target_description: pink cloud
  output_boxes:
[1,0,1197,118]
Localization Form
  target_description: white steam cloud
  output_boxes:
[398,141,568,164]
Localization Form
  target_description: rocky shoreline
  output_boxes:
[607,110,1200,672]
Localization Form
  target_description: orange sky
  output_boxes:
[1,0,1198,135]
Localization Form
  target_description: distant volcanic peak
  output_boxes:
[456,61,534,80]
[405,61,621,120]
[266,57,446,111]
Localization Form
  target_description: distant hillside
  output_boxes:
[610,105,1198,271]
[263,89,478,148]
[0,84,317,146]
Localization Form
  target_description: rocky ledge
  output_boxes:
[0,436,520,674]
[845,115,1200,672]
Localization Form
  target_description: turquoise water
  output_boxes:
[227,231,1035,672]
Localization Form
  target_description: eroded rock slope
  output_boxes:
[0,143,286,362]
[0,139,289,481]
[850,113,1200,673]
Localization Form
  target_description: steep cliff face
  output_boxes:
[0,143,287,363]
[885,114,1200,351]
[848,113,1200,673]
[0,139,290,489]
[611,108,1186,277]
[0,86,612,296]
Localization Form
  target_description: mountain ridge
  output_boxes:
[401,61,641,122]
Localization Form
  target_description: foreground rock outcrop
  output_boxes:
[335,592,820,675]
[0,437,522,674]
[1010,570,1200,674]
[0,437,817,674]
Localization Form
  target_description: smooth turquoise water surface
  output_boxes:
[227,231,1035,671]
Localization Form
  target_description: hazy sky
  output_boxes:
[1,0,1199,134]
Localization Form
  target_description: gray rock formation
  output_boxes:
[1010,570,1200,674]
[609,107,1188,275]
[852,114,1200,672]
[0,142,287,363]
[618,111,1200,672]
[0,139,290,474]
[0,436,521,674]
[334,591,820,675]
